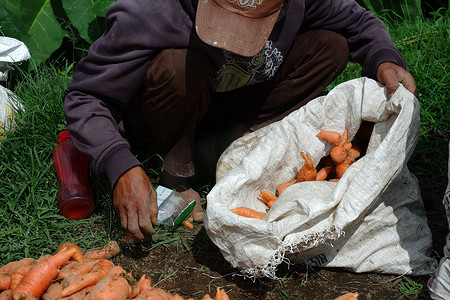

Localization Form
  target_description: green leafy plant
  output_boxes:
[397,276,428,299]
[356,0,423,20]
[356,0,449,20]
[0,0,115,69]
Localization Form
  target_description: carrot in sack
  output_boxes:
[276,179,296,196]
[230,207,267,220]
[316,130,343,144]
[330,129,352,163]
[258,189,278,207]
[347,143,361,161]
[12,242,83,300]
[336,144,361,178]
[84,240,120,261]
[296,151,317,182]
[315,156,335,181]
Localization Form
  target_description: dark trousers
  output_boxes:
[124,30,349,191]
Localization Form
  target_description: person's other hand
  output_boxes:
[113,166,158,240]
[376,62,418,99]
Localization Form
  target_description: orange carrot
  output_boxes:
[84,241,120,261]
[87,266,131,300]
[276,179,296,196]
[216,288,230,300]
[130,275,151,298]
[43,282,94,300]
[0,275,10,291]
[10,263,35,292]
[58,260,80,276]
[330,129,352,163]
[258,189,278,207]
[336,161,351,178]
[41,282,62,300]
[0,289,11,300]
[12,243,83,299]
[201,294,214,300]
[61,259,114,297]
[68,285,94,300]
[58,260,96,279]
[59,242,84,264]
[135,287,171,299]
[347,143,361,161]
[316,130,342,144]
[315,156,335,181]
[140,277,152,292]
[296,151,317,182]
[336,144,361,178]
[334,292,359,300]
[330,141,352,163]
[0,258,35,276]
[316,165,333,181]
[184,219,194,229]
[231,207,266,220]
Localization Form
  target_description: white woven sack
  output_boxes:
[205,77,437,279]
[0,37,31,81]
[0,85,24,139]
[427,142,450,300]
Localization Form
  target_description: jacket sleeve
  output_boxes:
[63,0,192,187]
[302,0,406,79]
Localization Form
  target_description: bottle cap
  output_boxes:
[58,130,71,144]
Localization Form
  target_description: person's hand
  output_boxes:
[180,188,205,223]
[113,166,158,240]
[376,62,418,99]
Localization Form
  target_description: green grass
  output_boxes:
[0,10,448,282]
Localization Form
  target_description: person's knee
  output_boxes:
[316,30,349,68]
[145,49,213,98]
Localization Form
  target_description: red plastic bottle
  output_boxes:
[53,130,94,219]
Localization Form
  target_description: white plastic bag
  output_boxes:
[205,77,437,279]
[0,37,31,81]
[427,142,450,299]
[0,85,24,139]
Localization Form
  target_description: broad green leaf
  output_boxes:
[91,0,116,17]
[0,3,21,38]
[0,0,66,69]
[62,0,113,44]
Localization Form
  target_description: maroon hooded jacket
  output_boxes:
[64,0,406,187]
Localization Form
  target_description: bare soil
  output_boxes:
[111,182,447,300]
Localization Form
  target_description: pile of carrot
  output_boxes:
[0,241,229,300]
[231,127,369,221]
